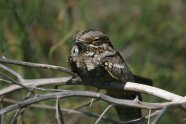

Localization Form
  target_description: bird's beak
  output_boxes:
[74,40,87,51]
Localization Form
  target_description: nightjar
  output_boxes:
[68,29,152,123]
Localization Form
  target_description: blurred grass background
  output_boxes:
[0,0,186,123]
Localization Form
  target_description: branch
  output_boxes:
[3,98,120,124]
[0,64,32,91]
[0,77,183,102]
[0,90,185,115]
[0,58,77,77]
[125,82,183,102]
[0,77,71,96]
[0,64,23,81]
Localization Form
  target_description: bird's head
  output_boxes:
[74,29,113,52]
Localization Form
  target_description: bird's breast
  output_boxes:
[72,51,118,83]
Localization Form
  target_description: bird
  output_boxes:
[68,29,152,123]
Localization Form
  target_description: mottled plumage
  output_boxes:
[68,29,152,123]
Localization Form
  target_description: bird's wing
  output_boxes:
[102,52,134,82]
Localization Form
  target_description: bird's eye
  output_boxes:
[93,36,100,41]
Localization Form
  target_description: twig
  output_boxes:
[0,78,11,83]
[90,89,100,107]
[94,104,113,124]
[121,117,145,124]
[0,64,32,91]
[0,77,71,96]
[0,73,18,84]
[10,92,32,124]
[16,108,25,124]
[0,113,5,124]
[0,64,23,81]
[56,98,64,124]
[10,108,21,124]
[152,106,170,124]
[3,98,120,123]
[147,109,151,124]
[145,110,160,119]
[0,96,5,110]
[0,74,12,83]
[0,58,77,77]
[74,99,99,110]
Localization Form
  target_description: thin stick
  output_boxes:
[121,117,145,124]
[10,108,21,124]
[147,109,151,124]
[0,58,77,77]
[145,110,160,119]
[0,64,31,91]
[56,98,64,124]
[94,104,113,124]
[0,73,18,84]
[0,64,23,81]
[74,99,99,110]
[152,106,170,124]
[0,78,12,83]
[1,113,5,124]
[3,98,120,124]
[90,89,100,107]
[0,77,71,96]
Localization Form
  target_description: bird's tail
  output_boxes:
[107,76,153,123]
[133,75,153,86]
[106,90,143,123]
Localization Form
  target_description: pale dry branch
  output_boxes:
[0,77,71,96]
[94,104,113,124]
[125,82,183,102]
